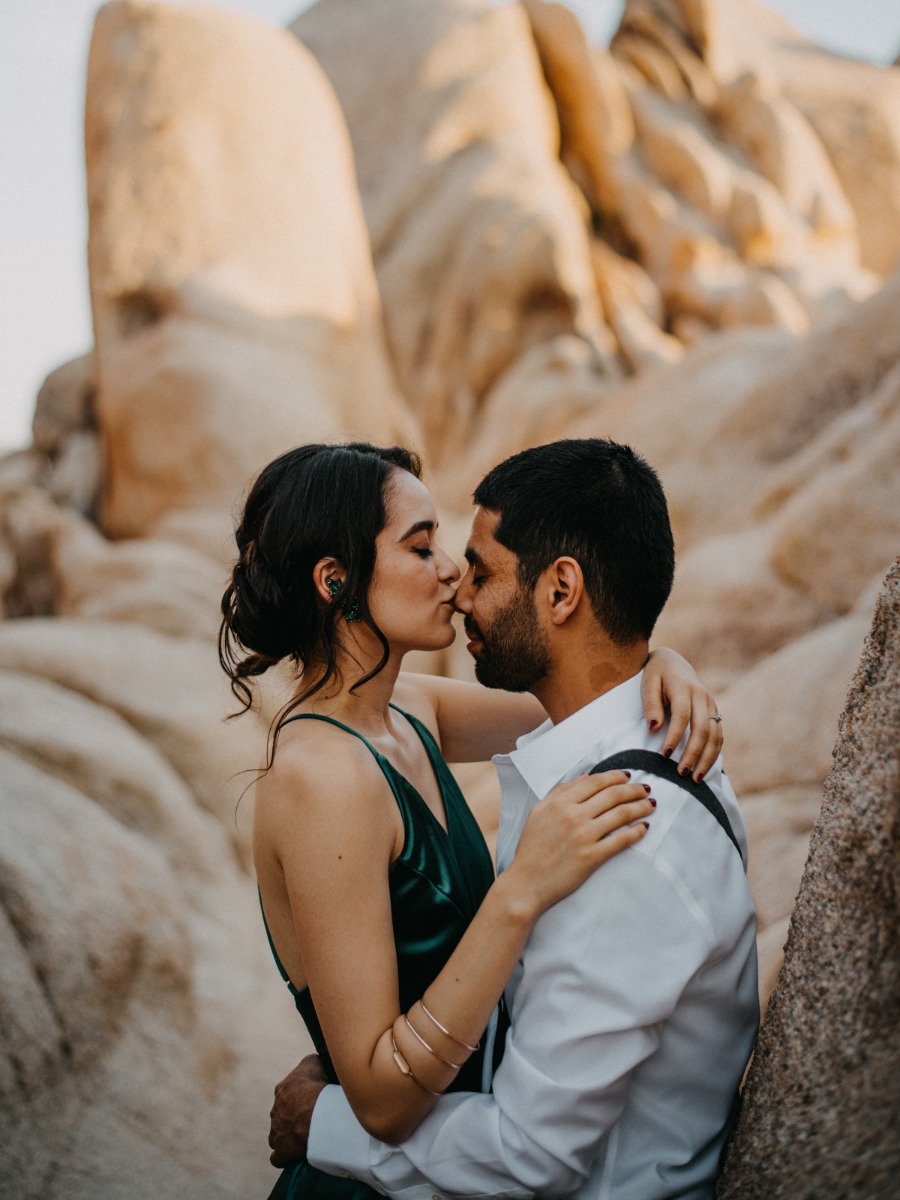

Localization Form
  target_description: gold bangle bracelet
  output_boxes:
[418,1000,480,1053]
[404,1015,465,1069]
[391,1037,442,1097]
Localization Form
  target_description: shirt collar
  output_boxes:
[506,670,646,799]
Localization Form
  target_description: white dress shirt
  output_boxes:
[308,670,759,1199]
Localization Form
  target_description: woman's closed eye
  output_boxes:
[412,547,434,559]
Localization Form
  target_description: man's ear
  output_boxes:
[541,557,585,626]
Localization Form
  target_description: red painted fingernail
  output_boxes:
[642,784,652,793]
[623,770,632,778]
[643,821,651,830]
[649,798,657,808]
[648,719,660,732]
[663,746,673,758]
[696,772,705,783]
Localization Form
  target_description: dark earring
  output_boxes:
[326,577,361,622]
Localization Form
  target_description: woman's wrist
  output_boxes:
[491,863,543,929]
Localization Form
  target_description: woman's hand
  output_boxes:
[642,648,723,781]
[504,771,654,919]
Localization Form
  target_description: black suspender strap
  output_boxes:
[589,750,743,860]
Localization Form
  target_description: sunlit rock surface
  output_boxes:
[86,0,414,544]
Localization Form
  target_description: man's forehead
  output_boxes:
[465,507,505,564]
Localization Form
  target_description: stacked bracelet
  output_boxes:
[391,1037,442,1096]
[419,1000,480,1053]
[404,1015,465,1069]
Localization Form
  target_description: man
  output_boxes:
[270,438,758,1198]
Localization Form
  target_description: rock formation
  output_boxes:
[1,0,899,1195]
[86,0,415,543]
[292,0,619,472]
[717,561,900,1198]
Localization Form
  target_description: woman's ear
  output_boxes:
[543,557,584,626]
[312,557,344,605]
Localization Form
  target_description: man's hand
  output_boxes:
[269,1053,329,1167]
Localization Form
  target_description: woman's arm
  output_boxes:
[399,672,545,762]
[264,742,654,1145]
[403,649,722,777]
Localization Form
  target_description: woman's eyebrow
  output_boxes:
[398,519,436,542]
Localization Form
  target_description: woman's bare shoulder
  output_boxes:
[256,717,390,820]
[393,673,442,740]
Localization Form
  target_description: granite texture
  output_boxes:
[717,559,900,1198]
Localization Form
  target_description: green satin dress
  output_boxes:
[263,704,504,1199]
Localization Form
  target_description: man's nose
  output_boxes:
[454,572,474,613]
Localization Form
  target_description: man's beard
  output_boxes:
[466,586,550,692]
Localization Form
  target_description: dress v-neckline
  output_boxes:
[378,713,451,839]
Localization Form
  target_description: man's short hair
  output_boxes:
[473,438,675,644]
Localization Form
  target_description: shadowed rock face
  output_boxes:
[717,561,900,1198]
[1,0,899,1196]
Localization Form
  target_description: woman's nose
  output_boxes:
[438,546,461,584]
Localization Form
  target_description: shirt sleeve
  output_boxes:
[308,827,714,1200]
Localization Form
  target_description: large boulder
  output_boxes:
[718,610,872,798]
[668,0,900,276]
[0,746,306,1200]
[0,618,263,849]
[717,560,900,1198]
[292,0,616,466]
[87,0,414,542]
[569,272,900,555]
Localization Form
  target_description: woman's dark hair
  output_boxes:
[219,441,422,762]
[473,438,674,644]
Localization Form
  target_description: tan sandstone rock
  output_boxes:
[717,560,900,1198]
[292,0,616,465]
[597,0,879,345]
[0,618,265,853]
[674,0,900,277]
[768,364,900,613]
[1,486,226,640]
[719,610,873,797]
[740,785,823,935]
[569,271,900,553]
[87,0,413,541]
[0,669,227,881]
[0,745,305,1199]
[522,0,620,215]
[652,523,833,687]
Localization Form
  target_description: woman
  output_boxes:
[219,442,722,1199]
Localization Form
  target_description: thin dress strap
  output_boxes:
[281,711,381,758]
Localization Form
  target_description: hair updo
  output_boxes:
[219,441,422,755]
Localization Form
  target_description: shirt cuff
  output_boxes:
[307,1085,379,1188]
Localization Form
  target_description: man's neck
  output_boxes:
[532,640,649,726]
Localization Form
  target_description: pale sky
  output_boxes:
[2,0,899,453]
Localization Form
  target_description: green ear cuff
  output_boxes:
[326,577,361,622]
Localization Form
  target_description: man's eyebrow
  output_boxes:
[398,519,435,542]
[464,546,485,568]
